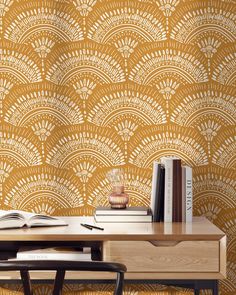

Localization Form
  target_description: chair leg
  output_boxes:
[20,270,33,295]
[212,280,218,295]
[53,270,65,295]
[114,272,124,295]
[194,282,200,295]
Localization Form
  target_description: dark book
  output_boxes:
[155,166,165,222]
[151,161,161,222]
[160,157,173,222]
[159,167,165,222]
[172,159,182,222]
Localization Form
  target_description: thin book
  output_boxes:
[185,166,193,223]
[16,247,91,261]
[95,206,149,216]
[150,161,161,222]
[94,214,152,223]
[160,157,173,223]
[172,158,182,222]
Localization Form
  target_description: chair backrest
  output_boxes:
[0,260,127,295]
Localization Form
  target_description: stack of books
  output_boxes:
[16,247,91,261]
[151,157,192,223]
[94,206,152,223]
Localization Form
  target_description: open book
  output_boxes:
[0,210,67,229]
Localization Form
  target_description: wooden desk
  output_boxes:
[0,216,226,294]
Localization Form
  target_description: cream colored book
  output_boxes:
[94,214,152,222]
[16,247,91,261]
[160,157,173,223]
[0,210,67,229]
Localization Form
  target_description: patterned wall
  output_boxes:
[0,0,236,294]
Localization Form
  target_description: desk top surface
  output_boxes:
[0,216,225,241]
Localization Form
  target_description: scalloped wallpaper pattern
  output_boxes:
[0,0,236,294]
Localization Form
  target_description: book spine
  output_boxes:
[181,166,186,222]
[95,215,152,222]
[185,166,193,223]
[158,166,165,222]
[17,253,91,260]
[151,162,160,222]
[163,159,173,222]
[178,162,183,222]
[96,208,148,216]
[172,159,182,222]
[153,164,162,222]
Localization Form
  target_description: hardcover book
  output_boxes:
[185,166,193,223]
[172,159,182,222]
[16,247,91,261]
[0,210,67,229]
[160,157,173,223]
[155,165,165,222]
[96,206,149,216]
[150,161,161,221]
[94,214,152,223]
[158,166,165,222]
[182,166,186,222]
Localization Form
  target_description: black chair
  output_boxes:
[0,260,127,295]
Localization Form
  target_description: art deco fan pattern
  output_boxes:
[0,0,235,294]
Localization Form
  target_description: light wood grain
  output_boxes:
[0,271,225,281]
[0,216,226,281]
[0,216,225,241]
[103,240,219,273]
[220,236,227,277]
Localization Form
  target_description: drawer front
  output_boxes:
[103,241,219,273]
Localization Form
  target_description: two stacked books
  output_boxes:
[151,157,193,223]
[94,206,152,223]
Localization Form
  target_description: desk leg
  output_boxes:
[194,281,201,295]
[212,280,218,295]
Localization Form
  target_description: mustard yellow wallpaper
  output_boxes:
[0,0,236,294]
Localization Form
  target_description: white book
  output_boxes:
[185,166,193,223]
[150,161,160,220]
[94,214,152,223]
[182,166,186,222]
[160,157,173,223]
[16,247,91,261]
[96,206,149,216]
[0,210,67,229]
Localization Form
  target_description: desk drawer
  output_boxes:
[103,241,219,272]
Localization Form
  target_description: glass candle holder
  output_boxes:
[106,169,129,209]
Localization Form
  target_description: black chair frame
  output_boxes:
[0,260,127,295]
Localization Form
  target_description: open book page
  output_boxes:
[0,210,26,229]
[27,213,67,227]
[0,210,67,229]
